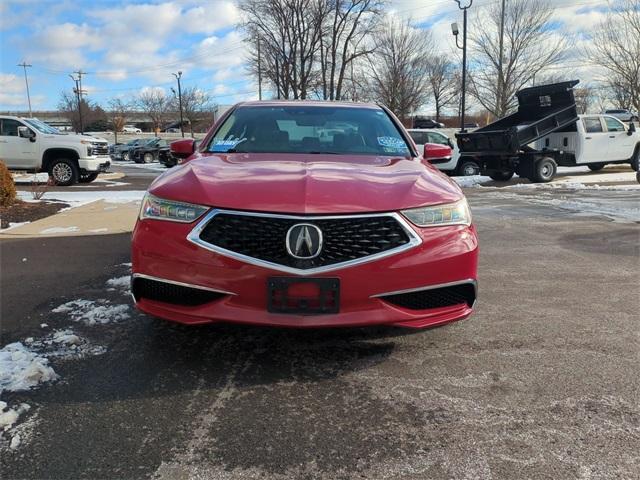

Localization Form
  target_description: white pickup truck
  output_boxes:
[0,115,111,185]
[534,114,640,173]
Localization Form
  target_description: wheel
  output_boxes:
[457,159,480,176]
[123,151,130,161]
[631,147,639,172]
[78,172,99,183]
[48,158,79,186]
[489,170,514,182]
[529,157,557,183]
[143,152,154,163]
[588,163,605,171]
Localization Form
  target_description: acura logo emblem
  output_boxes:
[286,224,323,259]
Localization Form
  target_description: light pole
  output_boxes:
[452,0,473,132]
[17,62,33,117]
[172,71,184,138]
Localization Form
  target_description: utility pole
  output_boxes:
[69,73,86,134]
[498,0,506,117]
[17,62,33,117]
[257,39,263,101]
[172,71,184,138]
[453,0,474,132]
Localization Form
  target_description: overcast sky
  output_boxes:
[0,0,613,113]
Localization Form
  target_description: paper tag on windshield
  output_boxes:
[377,136,406,149]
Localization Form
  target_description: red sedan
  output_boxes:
[131,101,478,329]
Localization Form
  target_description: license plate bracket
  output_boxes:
[268,277,340,315]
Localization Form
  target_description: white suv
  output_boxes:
[0,116,110,185]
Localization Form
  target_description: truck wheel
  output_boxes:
[588,163,605,171]
[79,172,99,183]
[48,158,79,186]
[489,170,514,182]
[530,157,557,183]
[143,152,154,163]
[123,152,130,161]
[457,159,480,176]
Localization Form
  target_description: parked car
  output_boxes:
[123,125,142,133]
[131,101,478,329]
[463,122,480,129]
[603,109,639,123]
[164,127,181,133]
[130,138,169,163]
[0,115,109,185]
[413,117,445,129]
[110,138,146,161]
[408,129,480,176]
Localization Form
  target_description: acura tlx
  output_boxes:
[131,101,478,329]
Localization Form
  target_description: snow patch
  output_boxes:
[453,175,492,188]
[106,275,130,293]
[0,402,30,431]
[0,343,58,395]
[28,329,106,359]
[52,299,130,325]
[39,226,80,234]
[17,190,146,208]
[89,228,109,233]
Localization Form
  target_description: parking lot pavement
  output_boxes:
[1,187,639,479]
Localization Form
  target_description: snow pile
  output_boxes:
[0,343,58,395]
[26,330,106,359]
[106,275,130,293]
[0,402,30,432]
[453,175,491,188]
[52,299,130,325]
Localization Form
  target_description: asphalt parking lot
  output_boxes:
[1,167,639,479]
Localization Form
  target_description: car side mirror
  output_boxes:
[170,138,195,159]
[628,122,636,135]
[18,126,36,142]
[423,143,453,164]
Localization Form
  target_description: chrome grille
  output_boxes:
[189,210,420,274]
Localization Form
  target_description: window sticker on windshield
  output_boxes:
[210,138,245,152]
[377,136,406,149]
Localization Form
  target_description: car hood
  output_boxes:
[56,133,107,144]
[148,152,463,214]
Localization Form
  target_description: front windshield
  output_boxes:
[24,118,61,135]
[207,105,411,157]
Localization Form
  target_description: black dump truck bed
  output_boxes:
[456,80,580,155]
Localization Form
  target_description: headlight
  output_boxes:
[139,193,209,223]
[401,198,471,227]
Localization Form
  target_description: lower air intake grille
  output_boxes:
[132,277,226,306]
[380,283,475,310]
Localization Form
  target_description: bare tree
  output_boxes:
[366,18,432,122]
[574,86,594,114]
[241,0,326,99]
[468,0,567,117]
[317,0,384,100]
[136,89,170,135]
[426,55,458,122]
[587,0,640,112]
[58,91,106,133]
[107,98,131,144]
[170,86,213,137]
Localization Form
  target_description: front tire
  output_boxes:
[457,159,480,176]
[48,158,79,186]
[489,170,514,182]
[588,163,605,172]
[79,172,99,183]
[143,152,154,163]
[631,146,639,172]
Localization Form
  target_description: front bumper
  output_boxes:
[131,216,478,329]
[79,156,111,172]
